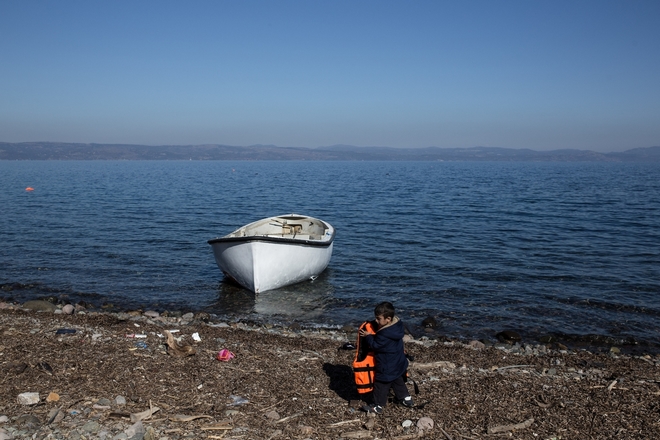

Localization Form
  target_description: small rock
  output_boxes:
[0,415,8,423]
[265,411,280,420]
[143,311,160,318]
[47,408,64,424]
[421,316,437,328]
[143,426,157,440]
[402,420,413,428]
[62,304,75,314]
[82,421,100,433]
[0,428,10,440]
[17,392,40,405]
[181,312,194,321]
[468,340,486,349]
[97,398,112,406]
[194,312,210,322]
[610,347,621,354]
[16,414,40,428]
[115,396,127,406]
[124,421,145,440]
[298,426,313,435]
[417,417,434,431]
[46,392,60,402]
[22,300,57,312]
[496,330,522,344]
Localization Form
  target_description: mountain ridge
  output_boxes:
[1,142,659,161]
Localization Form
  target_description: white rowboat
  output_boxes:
[208,214,335,293]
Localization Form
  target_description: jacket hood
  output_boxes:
[377,316,405,340]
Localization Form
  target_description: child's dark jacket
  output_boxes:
[363,317,408,383]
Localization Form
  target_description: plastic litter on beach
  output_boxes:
[228,395,248,406]
[55,329,77,335]
[163,330,196,357]
[192,332,201,342]
[216,349,235,362]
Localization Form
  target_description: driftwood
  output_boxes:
[340,431,373,438]
[328,419,361,427]
[534,395,552,408]
[410,361,457,369]
[130,406,159,422]
[275,412,302,424]
[169,414,213,422]
[200,424,233,431]
[497,364,532,372]
[487,417,534,434]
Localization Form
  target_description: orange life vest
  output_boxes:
[352,320,377,394]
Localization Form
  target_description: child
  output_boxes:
[358,301,414,414]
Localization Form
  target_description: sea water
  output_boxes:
[1,160,659,350]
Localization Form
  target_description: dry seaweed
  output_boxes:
[1,308,659,439]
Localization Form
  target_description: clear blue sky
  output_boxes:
[1,1,659,152]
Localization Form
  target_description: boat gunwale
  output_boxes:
[207,230,335,247]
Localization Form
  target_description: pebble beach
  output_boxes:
[1,300,659,440]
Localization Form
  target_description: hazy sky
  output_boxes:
[1,1,659,152]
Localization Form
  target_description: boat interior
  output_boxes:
[230,216,330,240]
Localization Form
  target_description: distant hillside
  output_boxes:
[1,142,659,161]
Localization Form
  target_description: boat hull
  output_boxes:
[208,215,334,293]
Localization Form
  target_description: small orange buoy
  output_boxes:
[25,187,34,191]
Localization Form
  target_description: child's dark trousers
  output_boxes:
[372,375,409,407]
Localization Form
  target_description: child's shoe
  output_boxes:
[399,396,414,408]
[362,404,383,414]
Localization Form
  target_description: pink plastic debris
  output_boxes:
[216,349,235,362]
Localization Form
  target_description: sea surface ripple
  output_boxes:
[1,160,659,350]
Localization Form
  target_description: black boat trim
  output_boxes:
[208,229,335,247]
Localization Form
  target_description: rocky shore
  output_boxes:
[1,300,659,439]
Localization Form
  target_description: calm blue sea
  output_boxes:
[1,161,659,351]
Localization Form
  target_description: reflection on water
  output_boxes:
[211,272,335,322]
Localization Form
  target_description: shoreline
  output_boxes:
[1,301,659,439]
[3,290,659,356]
